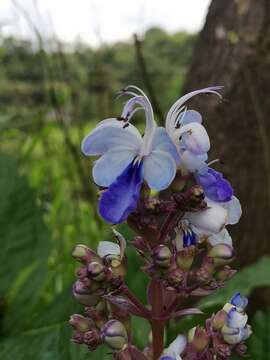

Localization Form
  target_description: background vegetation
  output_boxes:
[1,2,270,358]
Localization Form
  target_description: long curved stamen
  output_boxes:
[166,86,223,137]
[120,85,157,156]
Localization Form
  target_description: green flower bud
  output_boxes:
[208,244,235,266]
[69,314,93,332]
[176,246,195,271]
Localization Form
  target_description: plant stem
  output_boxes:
[151,279,165,360]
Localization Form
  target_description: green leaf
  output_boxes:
[0,323,110,360]
[247,311,270,359]
[0,153,51,332]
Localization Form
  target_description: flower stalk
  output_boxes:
[69,86,252,360]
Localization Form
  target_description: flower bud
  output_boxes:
[212,310,227,330]
[235,343,248,356]
[73,281,100,306]
[230,293,248,310]
[69,314,94,332]
[222,325,252,345]
[215,266,236,281]
[208,244,235,265]
[72,244,99,264]
[101,319,128,350]
[87,262,106,282]
[189,327,210,352]
[72,331,85,344]
[216,344,231,358]
[168,268,185,286]
[176,246,195,271]
[153,245,172,268]
[84,329,101,350]
[76,267,88,279]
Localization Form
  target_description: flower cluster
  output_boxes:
[70,86,252,359]
[160,293,251,360]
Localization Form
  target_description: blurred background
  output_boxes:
[0,0,270,358]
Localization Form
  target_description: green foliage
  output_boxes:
[247,311,270,359]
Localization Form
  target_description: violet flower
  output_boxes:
[165,87,233,203]
[82,86,179,224]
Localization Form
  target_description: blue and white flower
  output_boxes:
[221,293,252,345]
[174,196,242,249]
[82,86,179,224]
[160,334,187,360]
[165,87,234,203]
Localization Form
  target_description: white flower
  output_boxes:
[160,334,187,360]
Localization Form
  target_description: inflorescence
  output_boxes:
[69,86,252,359]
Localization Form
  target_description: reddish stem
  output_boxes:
[151,280,165,360]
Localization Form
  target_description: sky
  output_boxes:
[0,0,211,46]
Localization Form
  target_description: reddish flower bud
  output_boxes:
[84,329,101,350]
[153,245,172,268]
[72,331,85,344]
[212,310,227,330]
[168,268,185,286]
[189,327,210,352]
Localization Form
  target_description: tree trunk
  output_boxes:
[183,0,270,266]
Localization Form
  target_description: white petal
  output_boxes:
[180,150,207,173]
[151,127,180,164]
[227,310,248,329]
[179,109,202,125]
[186,200,228,234]
[93,146,137,187]
[222,196,242,225]
[143,150,176,191]
[179,123,210,155]
[97,241,120,258]
[164,335,187,358]
[81,120,142,156]
[208,228,233,247]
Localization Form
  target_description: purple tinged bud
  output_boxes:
[87,262,106,282]
[208,244,235,265]
[235,343,248,356]
[153,245,172,268]
[101,319,128,350]
[176,246,195,271]
[72,331,85,344]
[69,314,94,332]
[73,281,100,306]
[212,310,227,330]
[76,267,88,279]
[84,329,101,350]
[216,344,231,358]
